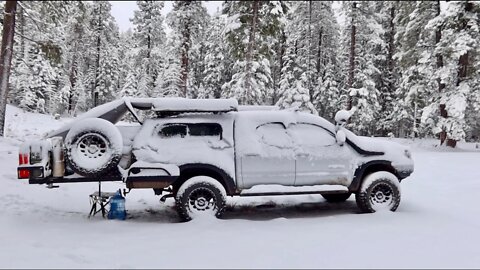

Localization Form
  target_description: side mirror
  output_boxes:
[334,110,352,127]
[336,129,346,146]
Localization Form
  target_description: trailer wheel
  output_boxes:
[65,118,123,177]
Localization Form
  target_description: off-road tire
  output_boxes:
[65,118,123,177]
[355,171,401,213]
[175,176,227,222]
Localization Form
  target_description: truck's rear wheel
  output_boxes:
[65,118,123,177]
[175,176,227,222]
[355,171,401,213]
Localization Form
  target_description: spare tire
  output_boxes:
[65,118,123,177]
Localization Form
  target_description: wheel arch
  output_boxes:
[348,160,399,193]
[173,164,237,196]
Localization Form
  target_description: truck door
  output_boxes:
[290,123,352,186]
[240,123,296,189]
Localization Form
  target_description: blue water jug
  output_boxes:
[108,190,126,220]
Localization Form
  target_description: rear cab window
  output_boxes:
[158,123,223,140]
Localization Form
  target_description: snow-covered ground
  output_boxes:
[1,105,480,268]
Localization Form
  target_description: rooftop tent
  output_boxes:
[46,97,239,138]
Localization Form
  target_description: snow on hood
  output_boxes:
[347,131,413,167]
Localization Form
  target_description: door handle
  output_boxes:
[245,153,260,157]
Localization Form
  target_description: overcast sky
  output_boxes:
[110,1,223,32]
[111,1,446,34]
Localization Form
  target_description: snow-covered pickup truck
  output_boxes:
[17,97,414,221]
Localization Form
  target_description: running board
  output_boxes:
[239,190,349,197]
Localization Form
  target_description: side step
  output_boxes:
[239,190,349,197]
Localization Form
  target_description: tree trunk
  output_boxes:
[434,1,448,146]
[244,0,259,105]
[347,2,356,111]
[307,0,313,102]
[273,30,286,105]
[456,1,472,86]
[93,5,102,107]
[444,1,473,148]
[387,5,395,97]
[316,27,323,74]
[68,54,77,113]
[0,1,17,137]
[180,1,192,98]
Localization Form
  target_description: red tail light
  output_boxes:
[18,168,30,179]
[18,153,29,165]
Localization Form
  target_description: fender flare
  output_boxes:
[348,160,398,193]
[175,163,237,196]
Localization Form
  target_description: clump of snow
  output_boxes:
[334,109,353,125]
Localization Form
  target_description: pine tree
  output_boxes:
[341,1,383,135]
[202,14,228,99]
[166,1,208,98]
[222,1,288,105]
[276,38,316,114]
[87,1,120,107]
[421,1,480,147]
[391,1,437,138]
[131,0,166,97]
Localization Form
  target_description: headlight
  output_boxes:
[404,149,412,159]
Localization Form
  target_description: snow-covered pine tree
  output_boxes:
[131,0,166,97]
[86,1,120,107]
[17,48,56,113]
[390,1,437,138]
[166,1,208,98]
[372,1,398,136]
[421,1,480,147]
[8,1,66,114]
[276,36,316,114]
[309,1,342,120]
[222,1,288,105]
[59,1,91,114]
[340,1,383,135]
[201,14,228,99]
[154,33,183,98]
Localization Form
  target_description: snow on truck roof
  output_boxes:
[46,97,323,139]
[47,97,237,138]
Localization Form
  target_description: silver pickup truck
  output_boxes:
[17,98,414,221]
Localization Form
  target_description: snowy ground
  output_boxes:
[1,105,480,268]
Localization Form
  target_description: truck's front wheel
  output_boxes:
[175,176,227,222]
[355,171,401,213]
